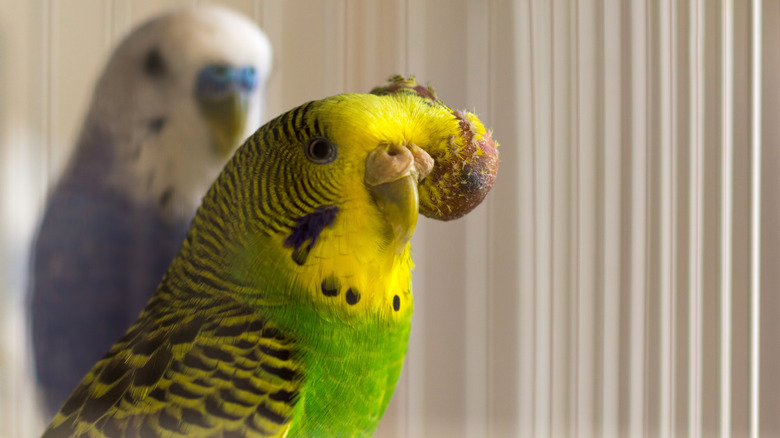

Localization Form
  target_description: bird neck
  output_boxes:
[165,187,415,327]
[280,218,416,325]
[284,302,411,436]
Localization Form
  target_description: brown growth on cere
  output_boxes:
[370,75,499,220]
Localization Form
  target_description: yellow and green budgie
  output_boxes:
[42,76,499,437]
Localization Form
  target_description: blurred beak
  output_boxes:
[365,144,434,252]
[198,92,250,159]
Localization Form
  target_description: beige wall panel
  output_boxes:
[0,0,778,437]
[47,0,109,184]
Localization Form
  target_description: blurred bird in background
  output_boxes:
[28,5,273,418]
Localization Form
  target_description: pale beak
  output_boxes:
[365,144,434,252]
[198,92,251,159]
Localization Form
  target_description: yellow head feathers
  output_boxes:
[183,85,498,323]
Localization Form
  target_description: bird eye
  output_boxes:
[303,137,337,164]
[143,48,166,77]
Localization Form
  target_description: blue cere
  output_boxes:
[237,66,258,93]
[196,64,258,98]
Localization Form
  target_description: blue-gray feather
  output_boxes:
[29,127,190,416]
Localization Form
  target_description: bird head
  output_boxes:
[185,86,498,321]
[81,5,273,221]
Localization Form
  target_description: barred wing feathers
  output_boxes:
[43,288,301,438]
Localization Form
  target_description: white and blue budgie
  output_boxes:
[28,5,272,418]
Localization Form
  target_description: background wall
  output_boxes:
[0,0,778,437]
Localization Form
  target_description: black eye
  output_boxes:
[303,137,337,164]
[143,48,166,77]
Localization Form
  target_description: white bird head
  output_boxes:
[75,5,273,221]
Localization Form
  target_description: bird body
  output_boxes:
[30,5,272,417]
[43,86,498,436]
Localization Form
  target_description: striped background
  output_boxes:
[1,1,778,437]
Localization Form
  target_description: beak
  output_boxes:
[198,92,250,159]
[365,144,434,252]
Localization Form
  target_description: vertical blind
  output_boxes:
[1,1,778,437]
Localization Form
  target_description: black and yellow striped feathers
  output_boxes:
[45,289,298,437]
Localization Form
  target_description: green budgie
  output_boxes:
[42,77,499,437]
